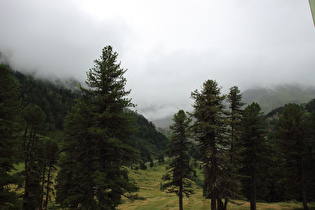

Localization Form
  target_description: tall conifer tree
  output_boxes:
[227,86,245,164]
[0,64,21,208]
[56,46,140,209]
[226,86,245,201]
[239,102,267,210]
[161,110,195,210]
[190,80,229,209]
[21,104,46,209]
[275,104,309,210]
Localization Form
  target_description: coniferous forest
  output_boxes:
[1,46,315,209]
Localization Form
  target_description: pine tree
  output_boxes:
[0,64,21,208]
[56,100,96,208]
[160,110,195,210]
[21,104,46,209]
[190,80,229,209]
[226,86,245,201]
[56,46,140,209]
[39,137,59,210]
[227,86,245,164]
[239,102,267,210]
[275,104,310,209]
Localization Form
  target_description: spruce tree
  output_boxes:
[160,110,195,210]
[275,104,309,209]
[226,86,245,201]
[227,86,245,164]
[0,64,21,208]
[56,46,140,209]
[239,102,267,210]
[21,104,46,209]
[190,80,229,209]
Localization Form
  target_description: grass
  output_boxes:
[10,161,315,209]
[118,162,315,210]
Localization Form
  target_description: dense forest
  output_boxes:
[1,46,315,209]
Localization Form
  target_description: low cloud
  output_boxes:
[1,0,315,120]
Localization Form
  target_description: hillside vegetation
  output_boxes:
[117,163,315,210]
[1,46,315,209]
[153,84,315,129]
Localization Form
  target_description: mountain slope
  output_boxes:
[153,84,315,129]
[242,84,315,114]
[9,68,169,161]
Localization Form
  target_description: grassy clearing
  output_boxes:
[118,163,315,210]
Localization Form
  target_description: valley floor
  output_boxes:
[117,162,315,210]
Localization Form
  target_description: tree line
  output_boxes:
[0,46,168,209]
[161,80,315,210]
[1,46,315,209]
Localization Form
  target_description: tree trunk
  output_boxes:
[179,176,183,210]
[250,166,257,210]
[223,198,228,210]
[179,193,183,210]
[301,186,308,210]
[45,164,52,210]
[298,161,308,210]
[217,198,224,210]
[39,165,46,210]
[23,128,32,210]
[211,193,216,210]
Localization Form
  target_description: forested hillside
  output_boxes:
[10,67,169,158]
[153,85,315,129]
[1,46,315,209]
[0,60,169,209]
[242,85,315,114]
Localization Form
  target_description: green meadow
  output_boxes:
[118,162,315,210]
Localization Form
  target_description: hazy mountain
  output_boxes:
[242,84,315,114]
[152,84,315,129]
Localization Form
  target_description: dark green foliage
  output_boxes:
[39,137,59,209]
[131,114,169,163]
[56,46,140,209]
[226,86,245,201]
[190,80,229,209]
[306,111,315,201]
[11,70,80,131]
[275,104,310,209]
[227,86,245,164]
[238,102,268,210]
[21,104,46,209]
[305,99,315,113]
[0,64,21,208]
[161,110,195,210]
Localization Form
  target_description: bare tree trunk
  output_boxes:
[211,193,216,210]
[45,164,52,210]
[223,198,228,210]
[179,193,183,210]
[39,165,46,210]
[179,176,183,210]
[298,162,308,210]
[250,166,256,210]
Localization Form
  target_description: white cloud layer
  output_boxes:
[1,0,315,119]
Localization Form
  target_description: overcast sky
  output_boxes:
[1,0,315,120]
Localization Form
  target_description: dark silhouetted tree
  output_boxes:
[0,64,21,208]
[56,46,140,209]
[227,86,245,164]
[226,86,245,201]
[161,110,195,210]
[190,80,229,209]
[21,104,46,210]
[239,102,267,210]
[275,104,310,210]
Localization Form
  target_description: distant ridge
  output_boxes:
[242,84,315,114]
[152,84,315,129]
